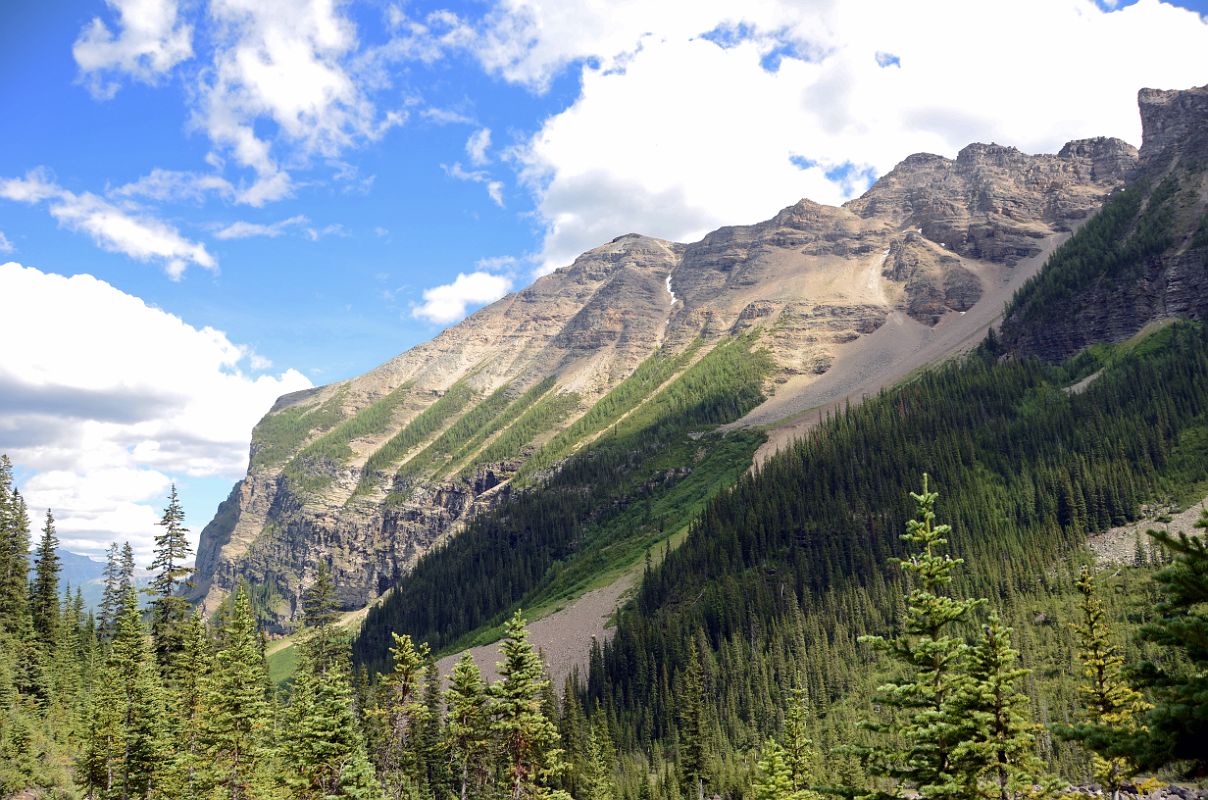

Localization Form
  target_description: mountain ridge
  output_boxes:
[193,96,1158,629]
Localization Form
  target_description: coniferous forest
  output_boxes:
[3,321,1208,798]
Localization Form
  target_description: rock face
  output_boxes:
[194,109,1145,628]
[1002,85,1208,362]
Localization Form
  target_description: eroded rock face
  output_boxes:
[1002,85,1208,362]
[194,116,1142,628]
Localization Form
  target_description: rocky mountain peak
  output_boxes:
[1138,84,1208,164]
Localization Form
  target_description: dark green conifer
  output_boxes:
[30,509,61,649]
[146,485,194,685]
[859,476,986,800]
[491,611,569,800]
[1064,567,1151,800]
[445,653,491,800]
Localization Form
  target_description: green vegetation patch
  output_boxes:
[466,384,581,470]
[249,389,347,470]
[352,379,479,497]
[521,343,703,478]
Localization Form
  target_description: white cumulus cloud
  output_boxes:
[0,261,312,560]
[73,0,194,98]
[476,0,1208,273]
[412,270,513,325]
[0,170,216,280]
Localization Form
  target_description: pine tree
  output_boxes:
[302,560,341,671]
[98,542,123,639]
[160,614,214,799]
[80,588,166,800]
[753,739,796,800]
[445,652,491,800]
[859,475,986,800]
[421,660,450,798]
[781,688,817,793]
[1063,567,1151,800]
[202,587,274,800]
[30,509,61,649]
[951,615,1059,800]
[677,640,710,800]
[147,485,194,685]
[281,649,382,800]
[1135,521,1208,775]
[491,611,570,800]
[372,632,431,799]
[581,715,618,800]
[0,488,31,634]
[119,542,136,594]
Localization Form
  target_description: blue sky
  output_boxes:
[1,0,1204,561]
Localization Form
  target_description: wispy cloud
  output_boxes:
[442,162,505,208]
[0,232,13,254]
[112,168,236,203]
[466,127,492,165]
[0,169,216,280]
[214,214,309,240]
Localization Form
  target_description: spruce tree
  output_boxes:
[1135,522,1208,775]
[1063,567,1151,800]
[421,660,451,798]
[302,560,341,671]
[202,587,274,799]
[280,645,381,800]
[119,542,136,594]
[677,640,710,800]
[491,611,570,800]
[98,542,123,639]
[80,588,166,800]
[372,632,431,798]
[951,614,1059,800]
[581,715,618,800]
[30,509,61,649]
[753,739,796,800]
[859,475,986,800]
[147,485,194,685]
[781,688,817,793]
[161,614,214,799]
[0,488,31,634]
[445,652,491,800]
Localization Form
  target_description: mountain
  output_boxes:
[193,98,1143,629]
[1000,85,1208,359]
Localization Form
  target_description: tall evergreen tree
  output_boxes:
[98,542,123,639]
[1136,521,1208,775]
[302,560,341,670]
[202,587,274,800]
[0,488,31,633]
[859,476,986,800]
[1063,567,1151,800]
[30,509,61,649]
[951,615,1059,800]
[491,611,569,800]
[160,614,214,800]
[781,688,817,793]
[753,739,797,800]
[371,632,430,799]
[677,640,710,800]
[146,485,194,685]
[281,645,381,800]
[119,543,135,594]
[445,653,492,800]
[80,588,165,800]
